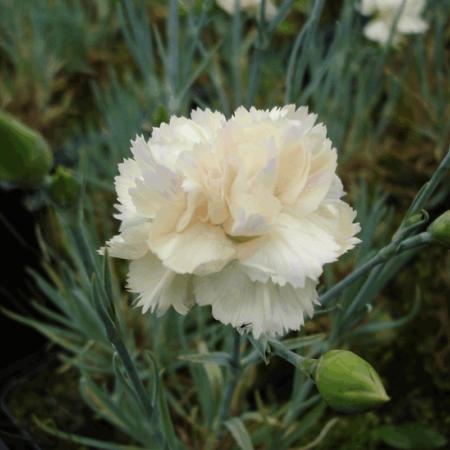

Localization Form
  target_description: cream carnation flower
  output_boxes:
[103,106,360,338]
[358,0,428,45]
[216,0,277,21]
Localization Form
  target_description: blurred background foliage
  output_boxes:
[0,0,449,449]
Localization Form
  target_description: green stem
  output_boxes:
[325,149,450,338]
[269,339,317,376]
[395,148,450,239]
[206,331,243,450]
[320,253,386,306]
[270,339,305,366]
[320,232,432,307]
[407,148,450,216]
[339,233,431,327]
[101,320,166,447]
[327,150,450,339]
[230,0,242,107]
[111,337,155,420]
[219,330,241,422]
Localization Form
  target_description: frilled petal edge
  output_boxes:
[237,213,341,288]
[194,262,318,338]
[100,222,151,260]
[128,252,193,316]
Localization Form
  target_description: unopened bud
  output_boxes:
[48,166,79,206]
[314,350,389,414]
[405,212,425,226]
[0,111,53,187]
[428,211,450,247]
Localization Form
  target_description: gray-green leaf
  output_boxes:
[179,351,230,366]
[224,417,254,450]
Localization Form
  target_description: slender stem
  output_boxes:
[112,337,154,418]
[96,295,166,446]
[320,232,432,307]
[284,0,325,103]
[241,349,262,367]
[96,297,155,422]
[246,47,264,107]
[407,148,450,217]
[231,0,242,107]
[394,148,450,240]
[269,339,305,367]
[320,253,386,306]
[337,264,384,330]
[269,339,317,377]
[327,150,450,340]
[340,233,432,324]
[110,334,166,448]
[219,330,241,422]
[248,0,296,106]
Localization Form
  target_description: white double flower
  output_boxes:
[103,106,360,338]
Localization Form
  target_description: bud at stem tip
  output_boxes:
[428,211,450,247]
[314,350,390,414]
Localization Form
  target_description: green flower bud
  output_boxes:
[48,166,79,206]
[0,110,53,187]
[428,211,450,247]
[405,212,425,226]
[152,105,169,127]
[314,350,389,414]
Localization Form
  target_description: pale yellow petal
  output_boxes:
[291,142,337,216]
[308,200,361,254]
[103,222,151,260]
[238,213,341,288]
[225,172,281,237]
[128,253,192,316]
[148,220,236,275]
[194,262,318,338]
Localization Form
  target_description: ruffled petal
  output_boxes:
[308,200,361,254]
[275,130,312,205]
[148,218,236,275]
[325,175,345,201]
[128,253,192,316]
[194,262,318,338]
[114,158,141,223]
[225,166,281,237]
[290,135,337,216]
[190,108,226,140]
[127,136,180,219]
[101,222,151,260]
[238,213,341,288]
[150,114,215,169]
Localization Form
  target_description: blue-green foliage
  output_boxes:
[1,0,449,449]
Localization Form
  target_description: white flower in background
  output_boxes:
[102,105,360,338]
[359,0,428,45]
[216,0,277,21]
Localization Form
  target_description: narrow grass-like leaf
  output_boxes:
[34,416,149,450]
[225,417,254,450]
[350,293,421,336]
[1,307,82,353]
[179,351,231,366]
